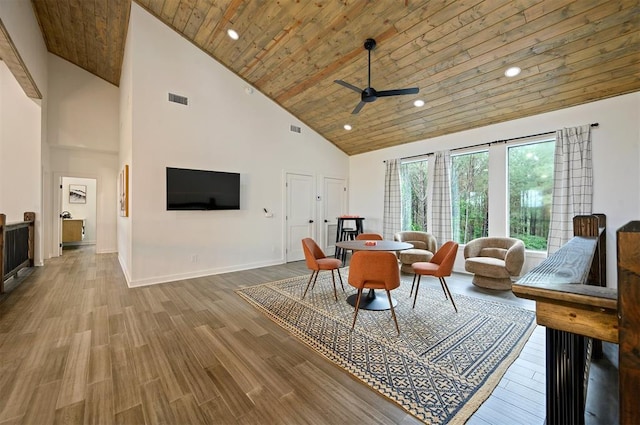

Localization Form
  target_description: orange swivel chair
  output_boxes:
[410,241,459,312]
[355,233,383,240]
[301,238,344,301]
[348,251,402,334]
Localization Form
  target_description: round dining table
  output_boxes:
[335,239,413,311]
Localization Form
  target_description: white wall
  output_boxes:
[0,1,48,266]
[46,54,120,256]
[122,4,349,286]
[350,92,640,288]
[0,61,43,262]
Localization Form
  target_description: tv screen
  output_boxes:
[166,167,240,210]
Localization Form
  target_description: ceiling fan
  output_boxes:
[334,38,419,114]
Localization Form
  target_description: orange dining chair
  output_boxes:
[301,238,344,301]
[348,251,401,334]
[410,241,459,312]
[355,233,383,241]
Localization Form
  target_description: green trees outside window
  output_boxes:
[508,140,555,250]
[400,160,428,231]
[451,151,489,244]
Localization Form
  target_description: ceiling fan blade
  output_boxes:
[352,101,366,114]
[376,87,420,97]
[334,80,362,93]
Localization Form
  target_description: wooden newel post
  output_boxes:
[617,221,640,424]
[24,212,35,266]
[0,213,5,292]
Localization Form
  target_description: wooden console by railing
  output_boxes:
[512,215,616,425]
[0,212,35,293]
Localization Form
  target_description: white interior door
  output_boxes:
[322,177,347,255]
[286,172,315,262]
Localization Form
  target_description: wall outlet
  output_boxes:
[191,255,198,263]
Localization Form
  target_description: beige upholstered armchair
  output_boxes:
[463,237,525,290]
[393,231,437,273]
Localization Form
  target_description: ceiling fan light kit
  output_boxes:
[335,38,419,114]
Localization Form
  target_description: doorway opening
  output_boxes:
[57,176,98,256]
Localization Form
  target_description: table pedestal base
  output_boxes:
[346,289,397,311]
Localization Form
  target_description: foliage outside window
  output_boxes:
[451,151,489,244]
[400,160,428,231]
[508,140,555,250]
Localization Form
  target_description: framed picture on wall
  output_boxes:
[119,164,129,217]
[69,184,87,204]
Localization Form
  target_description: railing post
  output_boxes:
[24,212,35,266]
[0,213,5,293]
[617,221,640,424]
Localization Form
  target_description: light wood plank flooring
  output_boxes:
[0,246,617,424]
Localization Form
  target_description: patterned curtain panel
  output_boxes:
[383,159,402,240]
[547,125,593,254]
[428,151,453,246]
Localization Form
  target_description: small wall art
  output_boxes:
[69,184,87,204]
[119,164,129,217]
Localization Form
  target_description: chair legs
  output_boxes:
[303,269,345,301]
[302,270,318,299]
[351,288,400,335]
[439,277,458,313]
[386,289,400,335]
[411,274,457,312]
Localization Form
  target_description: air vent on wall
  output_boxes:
[168,93,188,105]
[290,125,301,133]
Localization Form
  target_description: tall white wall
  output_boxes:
[349,92,640,288]
[0,62,41,223]
[0,1,48,265]
[46,54,119,256]
[123,4,349,286]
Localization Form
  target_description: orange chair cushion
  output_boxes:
[412,262,440,275]
[316,258,342,270]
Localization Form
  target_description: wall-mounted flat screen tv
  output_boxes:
[166,167,240,210]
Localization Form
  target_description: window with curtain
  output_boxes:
[451,151,489,244]
[508,140,555,250]
[400,159,429,231]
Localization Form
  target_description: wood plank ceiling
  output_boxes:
[30,0,640,155]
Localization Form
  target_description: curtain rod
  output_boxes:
[391,123,599,162]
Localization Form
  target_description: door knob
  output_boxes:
[309,220,314,223]
[324,219,328,223]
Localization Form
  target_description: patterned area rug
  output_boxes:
[236,271,536,424]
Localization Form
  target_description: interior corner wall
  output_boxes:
[117,8,134,283]
[125,3,348,286]
[349,92,640,288]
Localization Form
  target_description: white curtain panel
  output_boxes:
[428,151,453,246]
[547,125,593,254]
[383,159,402,240]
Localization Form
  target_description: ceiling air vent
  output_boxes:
[290,125,301,134]
[168,93,188,105]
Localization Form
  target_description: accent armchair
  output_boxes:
[463,237,525,290]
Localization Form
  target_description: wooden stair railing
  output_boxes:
[512,215,616,425]
[0,211,35,293]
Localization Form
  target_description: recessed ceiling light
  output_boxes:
[413,99,425,107]
[344,124,352,131]
[227,29,239,40]
[505,66,521,77]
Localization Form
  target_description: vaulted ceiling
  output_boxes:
[28,0,640,155]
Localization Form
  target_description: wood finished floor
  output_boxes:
[0,246,617,424]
